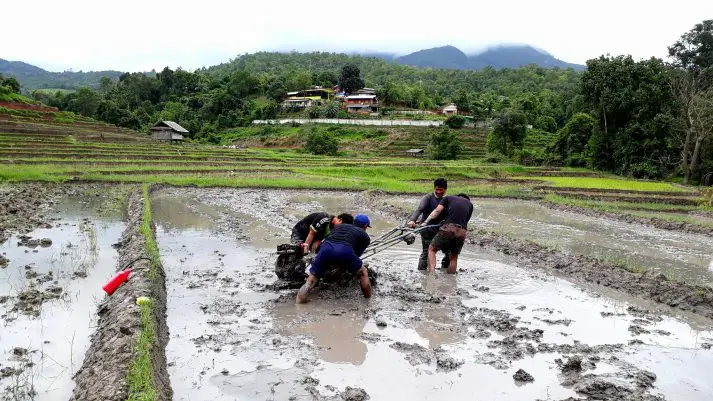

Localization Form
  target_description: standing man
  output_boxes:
[421,194,473,274]
[407,178,449,270]
[291,212,354,253]
[296,214,372,304]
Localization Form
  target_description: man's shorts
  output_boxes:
[430,223,467,255]
[309,242,363,278]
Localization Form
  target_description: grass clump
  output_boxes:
[141,184,161,281]
[126,302,157,401]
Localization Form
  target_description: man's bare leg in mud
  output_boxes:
[296,273,319,304]
[427,244,438,273]
[358,266,372,298]
[447,253,458,274]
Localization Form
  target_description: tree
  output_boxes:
[548,112,596,166]
[668,20,713,75]
[581,56,679,177]
[430,129,462,160]
[488,109,527,155]
[305,129,338,155]
[444,115,466,129]
[1,76,21,93]
[669,20,713,183]
[338,64,364,94]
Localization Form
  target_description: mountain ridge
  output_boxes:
[1,44,584,90]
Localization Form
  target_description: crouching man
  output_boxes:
[291,212,354,253]
[422,194,473,274]
[296,214,372,304]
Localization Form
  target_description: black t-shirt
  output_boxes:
[324,224,371,256]
[439,196,474,229]
[293,212,330,240]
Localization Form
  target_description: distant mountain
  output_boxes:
[395,45,470,70]
[0,58,124,90]
[394,45,585,70]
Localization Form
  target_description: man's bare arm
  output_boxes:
[423,204,445,225]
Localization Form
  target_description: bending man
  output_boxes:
[296,214,372,304]
[422,194,473,274]
[407,178,449,270]
[291,212,354,253]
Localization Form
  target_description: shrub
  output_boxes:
[308,107,321,119]
[323,101,340,118]
[430,129,462,160]
[517,148,543,166]
[305,129,339,155]
[444,115,466,129]
[485,152,508,163]
[629,161,662,179]
[336,110,349,119]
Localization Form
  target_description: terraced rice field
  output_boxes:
[0,110,707,225]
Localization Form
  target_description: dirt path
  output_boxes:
[152,188,713,401]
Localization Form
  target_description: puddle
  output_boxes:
[0,198,123,400]
[155,188,713,401]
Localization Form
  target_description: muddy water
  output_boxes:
[384,196,713,285]
[0,199,123,400]
[155,189,713,401]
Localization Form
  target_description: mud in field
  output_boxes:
[0,190,125,400]
[153,188,713,401]
[379,196,713,286]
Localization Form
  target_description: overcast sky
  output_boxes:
[3,0,712,72]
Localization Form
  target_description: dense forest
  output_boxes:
[26,20,713,184]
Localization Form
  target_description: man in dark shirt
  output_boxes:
[422,194,474,274]
[291,212,354,253]
[407,178,449,270]
[296,214,373,303]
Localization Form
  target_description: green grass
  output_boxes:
[141,184,161,281]
[544,194,697,213]
[126,302,157,401]
[518,176,691,192]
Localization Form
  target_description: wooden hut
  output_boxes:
[150,120,188,143]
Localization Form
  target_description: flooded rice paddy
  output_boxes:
[0,195,124,400]
[153,188,713,401]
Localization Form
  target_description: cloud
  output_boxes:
[4,0,712,71]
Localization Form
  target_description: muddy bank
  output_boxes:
[541,201,713,237]
[70,189,171,401]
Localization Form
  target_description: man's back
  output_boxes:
[294,212,329,234]
[325,224,371,256]
[440,196,474,228]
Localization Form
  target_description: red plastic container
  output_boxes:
[102,268,132,295]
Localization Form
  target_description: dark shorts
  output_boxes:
[309,242,362,278]
[430,223,467,255]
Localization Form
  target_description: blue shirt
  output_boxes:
[324,224,371,256]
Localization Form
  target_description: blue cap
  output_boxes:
[354,214,371,228]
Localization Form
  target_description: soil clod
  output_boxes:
[513,368,534,383]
